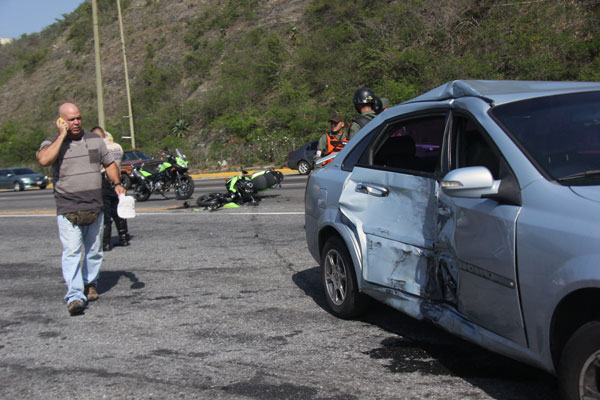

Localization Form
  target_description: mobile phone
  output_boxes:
[58,117,65,123]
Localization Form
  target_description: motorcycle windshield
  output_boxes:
[175,149,188,168]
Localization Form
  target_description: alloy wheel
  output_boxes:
[323,249,347,306]
[579,350,600,399]
[298,161,311,175]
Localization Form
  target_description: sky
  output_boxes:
[0,0,85,39]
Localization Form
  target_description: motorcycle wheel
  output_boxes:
[120,173,132,190]
[197,193,225,210]
[134,184,151,201]
[175,175,195,200]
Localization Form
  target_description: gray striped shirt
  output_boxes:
[38,130,114,215]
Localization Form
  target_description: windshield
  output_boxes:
[13,168,36,175]
[491,91,600,185]
[124,151,151,161]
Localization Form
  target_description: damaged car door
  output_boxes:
[338,113,447,317]
[435,114,526,346]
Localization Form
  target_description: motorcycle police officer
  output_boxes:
[348,87,378,140]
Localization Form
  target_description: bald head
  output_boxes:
[58,102,79,117]
[58,102,82,138]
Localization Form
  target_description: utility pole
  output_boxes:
[91,0,105,128]
[116,0,136,149]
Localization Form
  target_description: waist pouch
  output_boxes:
[64,210,99,226]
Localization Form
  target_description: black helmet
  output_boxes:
[373,96,383,114]
[353,87,376,111]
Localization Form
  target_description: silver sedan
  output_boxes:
[305,80,600,400]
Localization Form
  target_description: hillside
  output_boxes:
[0,0,599,171]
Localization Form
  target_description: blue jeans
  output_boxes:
[57,213,104,304]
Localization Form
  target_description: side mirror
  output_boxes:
[441,166,500,198]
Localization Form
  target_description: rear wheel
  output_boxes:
[559,321,600,400]
[175,175,195,200]
[321,236,369,319]
[196,193,225,210]
[120,173,132,190]
[13,181,23,191]
[298,160,311,175]
[134,184,151,201]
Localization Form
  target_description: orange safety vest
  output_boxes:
[323,133,348,165]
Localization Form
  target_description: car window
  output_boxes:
[13,168,35,175]
[308,140,318,151]
[356,115,445,174]
[341,129,379,172]
[449,115,521,205]
[451,117,501,178]
[0,170,8,177]
[491,91,600,183]
[134,151,151,160]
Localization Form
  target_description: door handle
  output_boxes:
[355,183,389,197]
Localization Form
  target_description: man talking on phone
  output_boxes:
[37,102,126,316]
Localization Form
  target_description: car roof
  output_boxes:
[2,167,38,174]
[405,80,600,106]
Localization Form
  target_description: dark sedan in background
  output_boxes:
[0,167,48,191]
[287,139,318,175]
[120,150,160,189]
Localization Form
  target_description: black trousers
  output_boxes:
[102,188,122,227]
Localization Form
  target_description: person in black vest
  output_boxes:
[348,87,377,140]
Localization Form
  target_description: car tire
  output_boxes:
[39,185,47,190]
[121,173,132,190]
[321,236,369,319]
[559,321,600,400]
[13,181,23,191]
[298,160,311,175]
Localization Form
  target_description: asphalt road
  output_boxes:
[0,173,559,399]
[0,174,308,213]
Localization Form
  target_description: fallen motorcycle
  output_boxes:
[196,168,283,211]
[131,148,195,201]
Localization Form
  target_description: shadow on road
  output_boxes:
[98,270,145,295]
[292,266,558,400]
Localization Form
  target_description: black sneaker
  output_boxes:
[67,300,84,316]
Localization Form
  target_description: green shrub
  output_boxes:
[1,0,600,169]
[21,49,48,75]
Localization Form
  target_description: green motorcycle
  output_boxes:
[131,148,195,201]
[196,168,283,211]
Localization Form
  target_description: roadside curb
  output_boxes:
[1,168,299,191]
[189,168,297,179]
